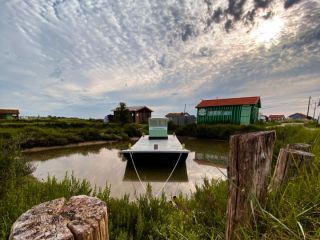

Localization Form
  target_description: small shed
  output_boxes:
[165,112,196,126]
[269,115,285,122]
[0,109,19,119]
[113,106,153,124]
[195,96,261,125]
[288,113,312,121]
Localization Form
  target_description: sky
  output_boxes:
[0,0,319,118]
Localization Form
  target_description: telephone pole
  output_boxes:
[307,96,311,117]
[313,102,317,119]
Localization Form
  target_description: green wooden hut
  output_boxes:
[0,109,19,119]
[195,96,261,125]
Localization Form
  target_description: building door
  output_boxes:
[240,106,251,125]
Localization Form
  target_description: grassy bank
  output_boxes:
[0,118,146,149]
[1,125,319,239]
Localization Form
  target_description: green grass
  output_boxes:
[0,118,147,149]
[0,137,228,239]
[0,125,319,239]
[173,123,264,140]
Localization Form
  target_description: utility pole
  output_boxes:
[313,102,317,119]
[307,96,311,117]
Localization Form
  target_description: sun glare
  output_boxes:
[251,17,284,44]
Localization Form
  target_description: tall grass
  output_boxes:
[239,127,320,239]
[0,125,319,239]
[0,118,146,149]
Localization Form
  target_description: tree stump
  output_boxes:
[269,148,315,190]
[287,143,311,152]
[10,195,109,240]
[226,131,276,240]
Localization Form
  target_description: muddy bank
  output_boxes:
[21,141,116,153]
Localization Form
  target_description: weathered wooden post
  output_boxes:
[10,195,109,240]
[226,131,276,240]
[269,148,315,190]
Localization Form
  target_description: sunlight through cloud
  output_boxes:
[251,17,284,45]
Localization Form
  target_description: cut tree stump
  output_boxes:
[269,148,315,190]
[226,131,276,240]
[287,143,311,152]
[10,195,108,240]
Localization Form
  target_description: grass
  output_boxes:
[0,124,319,239]
[0,117,147,149]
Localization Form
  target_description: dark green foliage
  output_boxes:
[114,102,131,125]
[123,124,143,137]
[0,118,144,149]
[176,123,263,140]
[168,120,179,133]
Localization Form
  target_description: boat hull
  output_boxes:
[122,152,189,164]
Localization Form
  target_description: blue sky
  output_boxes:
[0,0,319,118]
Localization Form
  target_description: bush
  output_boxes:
[176,123,263,140]
[123,124,142,137]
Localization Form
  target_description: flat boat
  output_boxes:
[121,118,189,163]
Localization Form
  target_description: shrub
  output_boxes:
[123,124,142,137]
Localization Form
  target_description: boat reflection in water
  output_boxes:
[123,160,188,182]
[194,152,228,168]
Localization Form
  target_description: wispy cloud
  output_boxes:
[0,0,319,117]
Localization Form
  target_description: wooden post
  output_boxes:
[269,148,315,190]
[10,195,109,240]
[226,131,276,240]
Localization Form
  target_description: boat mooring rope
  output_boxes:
[129,152,147,193]
[129,152,182,197]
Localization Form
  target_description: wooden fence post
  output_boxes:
[226,131,276,240]
[10,195,109,240]
[269,148,315,190]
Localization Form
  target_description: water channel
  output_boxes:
[24,138,229,199]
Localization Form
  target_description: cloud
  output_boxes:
[0,0,319,118]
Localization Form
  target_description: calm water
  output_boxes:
[24,138,228,198]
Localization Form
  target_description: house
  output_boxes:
[113,106,153,124]
[259,114,269,122]
[288,113,312,121]
[268,114,285,122]
[165,112,196,126]
[195,96,261,125]
[0,109,19,119]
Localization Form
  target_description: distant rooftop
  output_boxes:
[0,109,19,114]
[196,96,261,108]
[112,106,153,112]
[165,112,190,117]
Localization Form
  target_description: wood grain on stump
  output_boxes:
[10,195,108,240]
[226,131,276,240]
[287,143,312,152]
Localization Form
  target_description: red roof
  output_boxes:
[0,109,19,114]
[196,96,261,108]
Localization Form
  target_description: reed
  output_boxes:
[0,125,319,239]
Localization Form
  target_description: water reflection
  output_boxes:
[194,153,228,168]
[123,161,188,182]
[25,139,228,198]
[23,142,128,162]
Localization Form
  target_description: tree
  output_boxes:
[115,102,131,124]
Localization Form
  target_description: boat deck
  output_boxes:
[122,135,189,153]
[121,135,189,162]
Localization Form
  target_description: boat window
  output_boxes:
[149,118,168,127]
